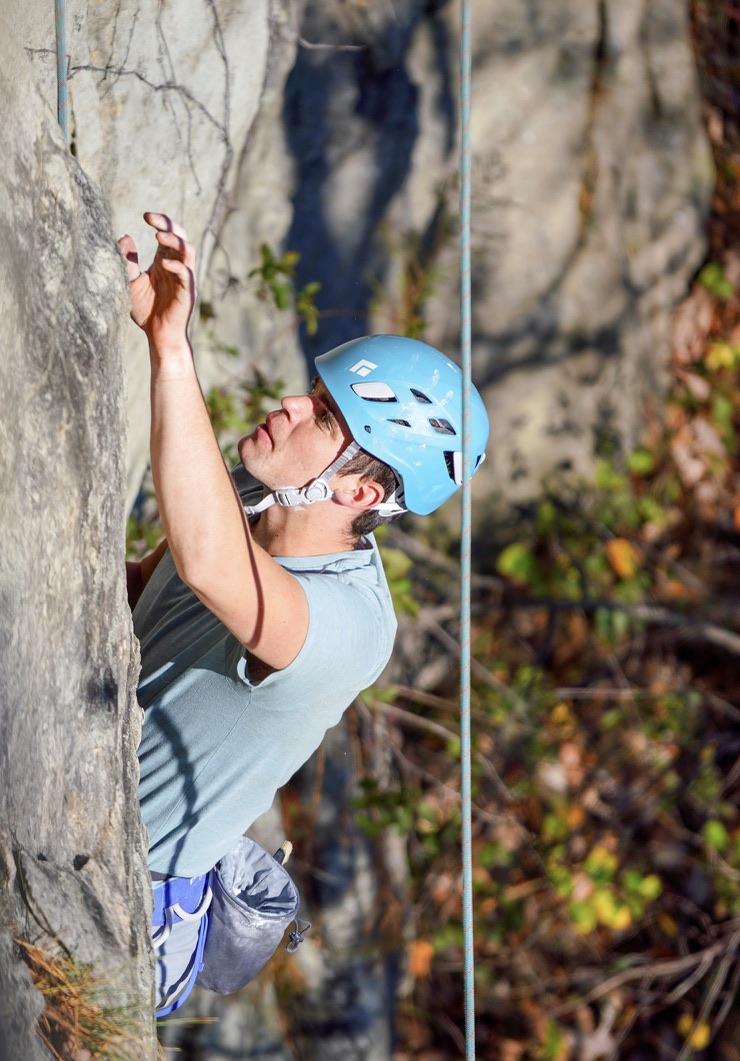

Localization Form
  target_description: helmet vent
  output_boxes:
[428,417,455,435]
[410,388,433,404]
[445,451,485,485]
[388,418,412,427]
[352,381,397,402]
[444,451,458,483]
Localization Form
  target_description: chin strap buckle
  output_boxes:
[273,479,333,507]
[244,441,362,516]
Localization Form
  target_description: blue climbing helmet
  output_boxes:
[315,335,489,516]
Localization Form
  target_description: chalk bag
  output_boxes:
[196,834,304,994]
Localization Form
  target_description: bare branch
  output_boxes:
[298,36,366,52]
[550,935,738,1016]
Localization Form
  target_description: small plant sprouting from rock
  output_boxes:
[249,243,321,335]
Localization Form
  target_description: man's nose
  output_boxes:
[280,394,313,419]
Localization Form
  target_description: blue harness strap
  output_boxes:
[152,874,210,929]
[155,908,210,1017]
[152,873,212,1018]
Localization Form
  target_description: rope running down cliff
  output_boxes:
[55,0,68,143]
[459,0,477,1057]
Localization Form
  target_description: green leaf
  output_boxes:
[584,845,618,883]
[601,708,624,730]
[595,462,627,492]
[496,541,536,585]
[703,819,729,852]
[627,449,655,476]
[698,261,735,300]
[536,499,557,533]
[273,281,291,310]
[636,497,666,524]
[706,341,740,371]
[378,546,413,580]
[540,1020,567,1060]
[637,874,662,901]
[542,812,569,843]
[446,736,461,759]
[547,863,573,899]
[568,900,597,933]
[279,249,300,273]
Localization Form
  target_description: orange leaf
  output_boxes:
[658,579,690,600]
[605,538,638,579]
[408,939,435,979]
[567,804,586,828]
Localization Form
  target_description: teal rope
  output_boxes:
[459,0,476,1057]
[55,0,68,143]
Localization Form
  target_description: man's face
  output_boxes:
[237,379,353,489]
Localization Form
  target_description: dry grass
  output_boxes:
[15,937,154,1060]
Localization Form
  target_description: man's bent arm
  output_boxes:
[119,214,309,669]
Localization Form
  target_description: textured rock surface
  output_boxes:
[285,0,714,523]
[453,0,714,516]
[20,0,712,523]
[0,18,154,1058]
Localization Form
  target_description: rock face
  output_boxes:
[0,19,154,1059]
[21,0,308,512]
[284,0,714,523]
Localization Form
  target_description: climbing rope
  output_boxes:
[458,0,476,1058]
[55,0,68,143]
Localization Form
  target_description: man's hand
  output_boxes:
[118,213,196,359]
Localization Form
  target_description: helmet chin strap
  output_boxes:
[244,442,363,516]
[367,488,406,518]
[244,440,409,519]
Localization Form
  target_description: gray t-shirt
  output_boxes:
[135,468,397,877]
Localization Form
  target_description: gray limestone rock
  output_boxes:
[0,17,154,1058]
[21,0,308,511]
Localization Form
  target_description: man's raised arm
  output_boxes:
[119,213,308,668]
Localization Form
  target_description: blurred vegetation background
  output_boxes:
[128,2,739,1058]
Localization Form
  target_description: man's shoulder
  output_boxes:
[286,541,395,632]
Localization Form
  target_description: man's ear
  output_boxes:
[332,476,385,510]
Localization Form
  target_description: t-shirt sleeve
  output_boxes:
[240,568,396,707]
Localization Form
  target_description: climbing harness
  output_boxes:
[151,873,212,1017]
[55,0,68,143]
[151,874,213,949]
[459,0,476,1057]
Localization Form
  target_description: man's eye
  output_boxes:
[316,407,336,431]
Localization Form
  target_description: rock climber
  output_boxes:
[120,212,489,1012]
